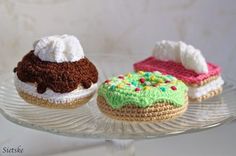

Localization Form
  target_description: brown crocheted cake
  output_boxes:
[14,35,98,109]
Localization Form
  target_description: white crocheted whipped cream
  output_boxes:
[33,34,84,63]
[188,77,224,98]
[14,75,97,104]
[153,40,209,74]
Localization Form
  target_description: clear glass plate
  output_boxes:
[0,54,236,140]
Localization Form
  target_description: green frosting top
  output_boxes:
[98,71,188,109]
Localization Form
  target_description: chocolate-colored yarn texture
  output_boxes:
[14,51,98,94]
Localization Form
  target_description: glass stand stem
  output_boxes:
[105,139,135,156]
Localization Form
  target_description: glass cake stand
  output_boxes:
[0,54,236,156]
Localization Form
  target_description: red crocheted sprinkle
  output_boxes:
[171,86,177,90]
[165,80,171,83]
[118,76,124,79]
[140,78,145,83]
[105,80,110,84]
[135,88,141,92]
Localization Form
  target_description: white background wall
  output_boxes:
[0,0,236,77]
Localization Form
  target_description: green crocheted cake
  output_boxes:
[98,71,188,109]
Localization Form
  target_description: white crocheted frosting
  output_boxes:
[153,40,209,74]
[188,76,224,98]
[33,34,84,63]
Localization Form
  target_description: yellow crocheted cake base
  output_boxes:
[189,87,223,102]
[97,96,188,122]
[18,91,95,109]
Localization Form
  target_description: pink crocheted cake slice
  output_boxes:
[133,56,221,85]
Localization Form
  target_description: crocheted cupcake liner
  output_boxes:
[18,91,95,109]
[97,96,188,122]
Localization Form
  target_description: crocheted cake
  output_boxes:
[134,41,224,101]
[14,34,98,109]
[97,71,188,121]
